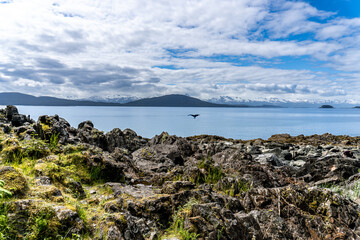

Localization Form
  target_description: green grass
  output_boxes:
[0,202,61,240]
[23,138,50,159]
[0,181,12,199]
[76,204,88,225]
[49,133,60,151]
[56,233,83,240]
[196,158,224,185]
[160,198,200,240]
[225,179,251,197]
[0,129,94,239]
[0,202,10,239]
[320,181,360,201]
[89,166,104,183]
[26,207,60,240]
[217,226,225,240]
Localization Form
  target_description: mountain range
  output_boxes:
[82,94,356,108]
[1,92,354,108]
[123,94,250,107]
[0,92,254,107]
[206,96,357,108]
[0,92,123,106]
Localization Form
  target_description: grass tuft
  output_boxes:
[160,198,200,240]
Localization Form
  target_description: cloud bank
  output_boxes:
[0,0,359,102]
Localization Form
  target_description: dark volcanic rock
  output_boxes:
[35,114,78,144]
[78,120,107,149]
[5,105,33,127]
[5,105,19,121]
[2,106,360,239]
[132,133,194,177]
[105,128,126,152]
[297,155,360,182]
[239,185,360,239]
[106,128,147,153]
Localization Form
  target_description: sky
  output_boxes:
[0,0,360,103]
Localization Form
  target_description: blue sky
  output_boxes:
[0,0,360,103]
[305,0,360,18]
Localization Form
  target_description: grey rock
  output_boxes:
[255,154,283,166]
[5,105,19,121]
[161,181,195,194]
[107,226,122,240]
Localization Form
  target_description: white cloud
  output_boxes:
[0,0,359,102]
[316,18,360,40]
[260,0,330,39]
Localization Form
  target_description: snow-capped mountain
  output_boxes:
[81,96,140,104]
[206,96,357,108]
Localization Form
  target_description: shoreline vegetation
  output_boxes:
[0,105,360,239]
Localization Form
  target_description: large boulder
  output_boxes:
[78,120,107,149]
[5,105,33,127]
[35,114,78,144]
[5,105,19,121]
[296,155,360,182]
[212,148,295,188]
[106,128,126,152]
[105,128,147,153]
[132,142,191,176]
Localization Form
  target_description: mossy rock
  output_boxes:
[0,166,28,197]
[64,179,86,199]
[34,162,66,183]
[1,138,22,163]
[5,200,83,239]
[22,139,50,159]
[32,185,64,202]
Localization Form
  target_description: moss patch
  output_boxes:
[0,167,28,197]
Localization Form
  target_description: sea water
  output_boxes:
[15,106,360,140]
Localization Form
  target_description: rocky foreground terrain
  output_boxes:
[0,106,360,239]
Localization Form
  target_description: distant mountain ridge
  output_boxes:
[0,92,123,106]
[206,95,358,108]
[3,92,353,108]
[0,92,278,108]
[123,94,249,107]
[81,96,139,104]
[0,92,248,107]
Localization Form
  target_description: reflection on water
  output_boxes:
[16,106,360,140]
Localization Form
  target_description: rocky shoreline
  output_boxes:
[0,105,360,239]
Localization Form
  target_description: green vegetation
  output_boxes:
[321,181,360,201]
[222,179,252,197]
[76,204,88,225]
[217,226,225,240]
[0,127,107,239]
[57,233,83,240]
[196,158,224,185]
[49,133,60,151]
[0,181,11,199]
[89,166,104,183]
[1,137,50,165]
[1,138,23,164]
[161,198,200,240]
[0,203,10,239]
[0,202,66,240]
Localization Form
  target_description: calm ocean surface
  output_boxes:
[14,106,360,140]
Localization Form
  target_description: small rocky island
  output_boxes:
[320,105,334,108]
[1,105,360,239]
